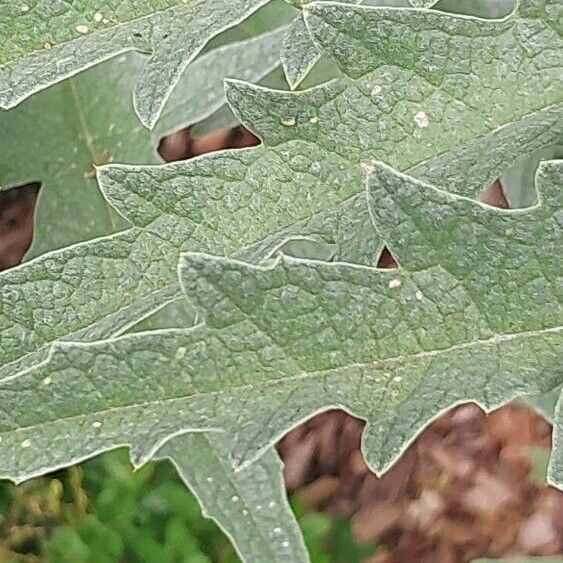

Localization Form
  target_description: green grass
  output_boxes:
[0,449,377,562]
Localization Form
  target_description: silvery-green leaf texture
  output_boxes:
[282,14,320,89]
[156,433,308,562]
[408,0,436,7]
[0,28,287,258]
[0,53,148,257]
[0,2,562,558]
[93,0,562,327]
[280,0,364,89]
[0,0,270,127]
[0,159,560,479]
[0,0,560,400]
[280,0,516,89]
[548,390,563,487]
[2,0,561,408]
[0,19,306,560]
[154,26,287,139]
[2,0,560,438]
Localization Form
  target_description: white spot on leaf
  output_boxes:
[281,116,296,127]
[21,439,32,449]
[371,84,382,96]
[75,25,89,34]
[414,110,429,128]
[389,278,402,289]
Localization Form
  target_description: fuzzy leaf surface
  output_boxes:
[1,160,560,482]
[0,0,270,127]
[0,18,308,561]
[0,27,287,257]
[154,26,287,139]
[156,433,308,563]
[0,53,149,256]
[1,0,560,388]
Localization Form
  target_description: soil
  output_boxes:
[1,124,561,563]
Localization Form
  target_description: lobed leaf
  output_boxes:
[0,28,287,257]
[2,0,560,393]
[0,160,560,482]
[156,433,308,563]
[0,0,271,127]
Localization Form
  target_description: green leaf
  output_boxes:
[1,27,288,258]
[1,159,560,479]
[500,146,563,209]
[154,26,287,139]
[0,22,307,559]
[1,2,560,560]
[548,389,563,488]
[1,0,560,398]
[525,385,561,423]
[280,0,363,90]
[0,53,149,257]
[156,433,308,563]
[0,0,271,128]
[281,14,320,89]
[0,9,561,558]
[408,0,437,7]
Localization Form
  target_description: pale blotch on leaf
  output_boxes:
[75,25,89,34]
[93,12,103,23]
[389,278,402,289]
[21,440,32,449]
[414,110,430,128]
[231,495,240,502]
[92,421,102,429]
[415,290,423,301]
[175,347,187,360]
[281,116,296,127]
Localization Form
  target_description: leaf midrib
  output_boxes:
[4,325,560,437]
